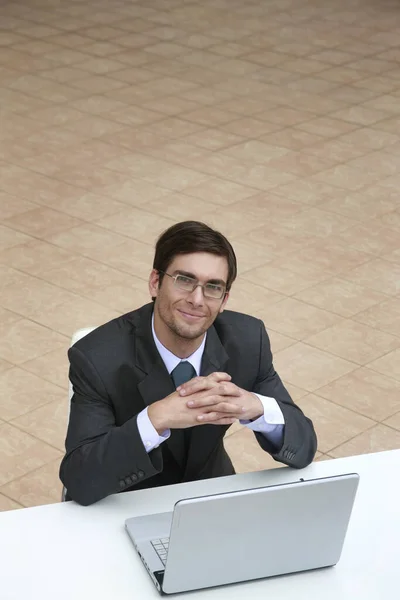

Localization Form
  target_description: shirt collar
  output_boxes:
[151,312,206,376]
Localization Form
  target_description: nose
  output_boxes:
[187,284,204,307]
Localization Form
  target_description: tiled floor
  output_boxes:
[1,0,400,512]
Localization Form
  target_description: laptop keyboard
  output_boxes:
[151,538,170,565]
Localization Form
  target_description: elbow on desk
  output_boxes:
[59,458,110,507]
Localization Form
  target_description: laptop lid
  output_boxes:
[162,473,359,594]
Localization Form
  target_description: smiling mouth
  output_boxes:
[177,310,206,320]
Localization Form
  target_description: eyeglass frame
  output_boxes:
[157,270,228,300]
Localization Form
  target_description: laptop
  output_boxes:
[125,473,359,594]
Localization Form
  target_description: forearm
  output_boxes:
[60,415,163,506]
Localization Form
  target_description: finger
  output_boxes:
[210,401,245,415]
[178,374,232,396]
[197,407,244,422]
[186,385,240,406]
[178,377,215,396]
[187,393,225,409]
[187,392,243,409]
[208,372,231,382]
[210,417,237,425]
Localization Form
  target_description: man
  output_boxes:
[60,221,317,506]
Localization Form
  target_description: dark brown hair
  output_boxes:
[153,220,237,293]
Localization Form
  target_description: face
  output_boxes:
[149,252,230,343]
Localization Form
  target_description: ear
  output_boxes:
[219,292,229,313]
[149,269,160,299]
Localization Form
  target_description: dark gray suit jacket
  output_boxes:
[60,303,317,506]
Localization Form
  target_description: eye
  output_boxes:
[206,284,223,292]
[178,275,194,284]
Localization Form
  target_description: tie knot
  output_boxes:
[171,361,196,388]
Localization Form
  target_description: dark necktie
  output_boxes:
[171,361,196,461]
[171,361,196,388]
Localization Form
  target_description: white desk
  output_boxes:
[1,450,399,599]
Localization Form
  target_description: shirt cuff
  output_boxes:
[240,394,285,428]
[240,394,285,447]
[137,407,170,453]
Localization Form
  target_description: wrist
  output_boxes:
[249,393,264,421]
[148,402,168,435]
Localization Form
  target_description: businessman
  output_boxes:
[60,220,317,505]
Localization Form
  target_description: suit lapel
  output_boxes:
[134,304,186,469]
[184,324,230,480]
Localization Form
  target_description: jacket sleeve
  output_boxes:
[59,345,163,506]
[251,321,317,469]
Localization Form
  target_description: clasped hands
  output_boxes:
[148,372,264,434]
[179,372,264,424]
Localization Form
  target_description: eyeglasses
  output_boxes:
[159,271,227,300]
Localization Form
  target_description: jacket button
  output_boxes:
[138,470,145,478]
[131,474,138,482]
[119,480,125,489]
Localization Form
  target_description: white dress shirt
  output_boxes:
[136,316,285,453]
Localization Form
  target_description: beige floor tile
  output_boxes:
[0,459,62,507]
[319,193,397,222]
[306,320,400,365]
[0,357,13,374]
[0,224,33,252]
[336,220,400,257]
[21,347,69,390]
[183,177,256,205]
[282,382,309,402]
[384,248,400,265]
[276,240,371,278]
[0,275,77,317]
[11,398,69,452]
[41,253,130,294]
[145,192,218,222]
[94,237,155,279]
[0,240,76,276]
[0,423,61,486]
[267,207,355,238]
[0,319,67,365]
[233,238,277,274]
[202,208,268,239]
[222,140,290,163]
[0,493,23,512]
[260,298,341,340]
[272,178,341,206]
[296,394,375,453]
[379,208,400,232]
[354,298,400,337]
[273,342,356,391]
[368,348,400,383]
[227,279,284,315]
[342,259,400,296]
[329,424,400,458]
[89,282,151,314]
[231,193,303,222]
[0,191,38,221]
[46,223,128,260]
[0,306,22,327]
[0,366,65,421]
[95,207,175,243]
[224,427,285,473]
[48,191,129,221]
[182,128,245,151]
[317,367,400,421]
[383,411,400,431]
[294,277,388,318]
[242,263,329,296]
[29,296,121,337]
